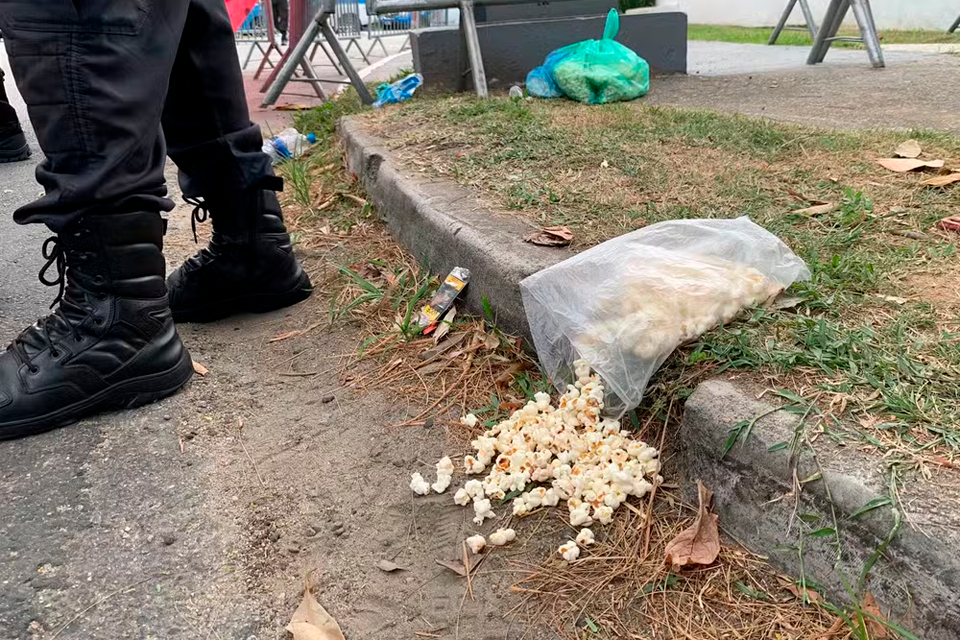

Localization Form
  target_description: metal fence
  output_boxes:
[236,0,282,73]
[236,1,271,41]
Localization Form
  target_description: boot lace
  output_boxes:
[9,236,99,373]
[185,196,209,244]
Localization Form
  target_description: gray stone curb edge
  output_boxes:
[339,116,959,639]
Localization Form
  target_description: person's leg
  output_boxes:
[0,66,30,163]
[162,0,312,323]
[0,1,195,439]
[272,0,289,44]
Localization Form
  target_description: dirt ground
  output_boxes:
[160,200,558,640]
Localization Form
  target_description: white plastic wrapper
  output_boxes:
[520,217,810,416]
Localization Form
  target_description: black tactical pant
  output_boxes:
[0,0,275,233]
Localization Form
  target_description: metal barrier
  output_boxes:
[368,7,454,54]
[235,0,287,77]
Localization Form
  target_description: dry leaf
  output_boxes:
[376,559,407,572]
[875,294,908,304]
[435,556,480,577]
[793,202,836,216]
[270,329,304,343]
[894,139,922,158]
[938,215,960,233]
[286,586,345,640]
[922,172,960,187]
[664,481,720,570]
[481,331,500,350]
[433,307,457,342]
[192,361,209,376]
[276,103,311,111]
[523,225,575,247]
[769,294,805,311]
[861,593,891,638]
[778,576,821,604]
[877,158,944,172]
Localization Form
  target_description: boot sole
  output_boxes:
[0,143,31,163]
[172,270,314,324]
[0,348,195,440]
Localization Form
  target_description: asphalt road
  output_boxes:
[0,52,265,640]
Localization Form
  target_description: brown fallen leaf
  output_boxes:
[922,172,960,187]
[523,225,574,247]
[792,202,836,216]
[376,559,407,572]
[664,480,720,570]
[435,556,481,577]
[481,331,500,350]
[894,139,922,158]
[276,103,311,111]
[778,576,821,604]
[192,361,209,376]
[286,585,345,640]
[877,158,944,172]
[861,593,892,638]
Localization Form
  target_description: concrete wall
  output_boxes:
[411,11,687,93]
[475,0,618,23]
[654,0,958,31]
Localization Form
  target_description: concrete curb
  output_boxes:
[339,117,959,639]
[340,116,573,340]
[682,381,960,640]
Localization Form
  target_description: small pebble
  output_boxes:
[303,525,318,538]
[268,530,281,543]
[423,417,434,429]
[284,542,301,555]
[163,415,172,421]
[322,394,335,404]
[160,533,177,546]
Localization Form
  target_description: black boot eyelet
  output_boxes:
[28,366,39,375]
[97,293,108,301]
[75,335,83,343]
[93,318,103,326]
[50,350,60,359]
[92,275,105,285]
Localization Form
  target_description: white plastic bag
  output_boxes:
[520,217,810,416]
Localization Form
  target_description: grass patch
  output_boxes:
[688,23,960,46]
[360,96,960,458]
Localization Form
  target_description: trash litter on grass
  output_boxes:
[525,9,649,105]
[372,73,423,109]
[520,217,810,416]
[262,127,316,164]
[417,266,470,334]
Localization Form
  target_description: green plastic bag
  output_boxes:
[550,9,650,105]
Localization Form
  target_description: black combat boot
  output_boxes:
[167,187,313,323]
[0,212,194,440]
[0,100,30,164]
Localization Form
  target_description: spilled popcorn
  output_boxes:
[466,535,486,554]
[410,361,661,560]
[409,472,430,496]
[489,528,516,546]
[558,540,580,562]
[456,360,660,528]
[576,528,595,546]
